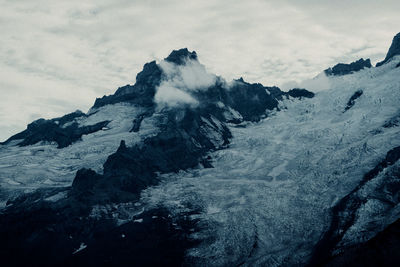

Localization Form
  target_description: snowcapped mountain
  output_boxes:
[0,33,399,266]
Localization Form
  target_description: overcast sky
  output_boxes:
[1,0,399,141]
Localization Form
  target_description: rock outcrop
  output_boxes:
[1,111,109,148]
[324,58,372,76]
[376,32,400,67]
[309,146,400,266]
[344,90,363,112]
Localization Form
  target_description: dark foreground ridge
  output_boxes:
[0,48,315,266]
[309,146,400,266]
[324,216,400,267]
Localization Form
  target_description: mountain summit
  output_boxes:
[164,48,198,65]
[376,32,400,67]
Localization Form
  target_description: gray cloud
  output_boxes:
[0,0,399,140]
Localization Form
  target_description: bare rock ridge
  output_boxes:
[324,58,372,76]
[93,60,162,108]
[309,146,400,266]
[1,110,110,148]
[376,32,400,67]
[3,48,314,149]
[164,48,198,65]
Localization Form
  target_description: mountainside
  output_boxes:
[0,33,400,266]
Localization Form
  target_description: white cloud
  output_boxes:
[280,73,331,92]
[154,84,198,108]
[155,59,216,108]
[158,60,216,91]
[0,0,399,140]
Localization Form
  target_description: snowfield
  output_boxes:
[141,57,400,266]
[0,103,159,203]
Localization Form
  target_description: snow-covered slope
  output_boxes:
[141,56,400,266]
[0,103,159,205]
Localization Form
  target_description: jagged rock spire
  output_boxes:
[376,32,400,67]
[164,48,198,65]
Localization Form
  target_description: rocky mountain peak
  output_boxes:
[164,48,198,65]
[376,32,400,67]
[324,58,371,76]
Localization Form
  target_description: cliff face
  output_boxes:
[324,58,372,76]
[376,32,400,67]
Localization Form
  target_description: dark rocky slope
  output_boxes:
[376,32,400,67]
[324,58,371,76]
[309,146,400,266]
[0,110,110,148]
[324,215,400,267]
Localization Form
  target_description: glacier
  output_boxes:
[141,56,400,266]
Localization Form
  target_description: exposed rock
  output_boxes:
[383,112,400,128]
[309,146,400,266]
[164,48,198,65]
[376,32,400,67]
[70,168,102,196]
[325,58,371,76]
[55,110,86,125]
[225,79,279,121]
[67,107,231,205]
[1,114,110,148]
[324,216,400,267]
[93,61,162,109]
[0,200,199,267]
[266,86,285,100]
[344,90,363,112]
[287,88,315,99]
[130,114,145,132]
[93,51,288,123]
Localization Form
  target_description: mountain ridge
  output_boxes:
[376,32,400,67]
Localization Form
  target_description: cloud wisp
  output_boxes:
[155,59,217,108]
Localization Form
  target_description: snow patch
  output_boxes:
[72,243,87,254]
